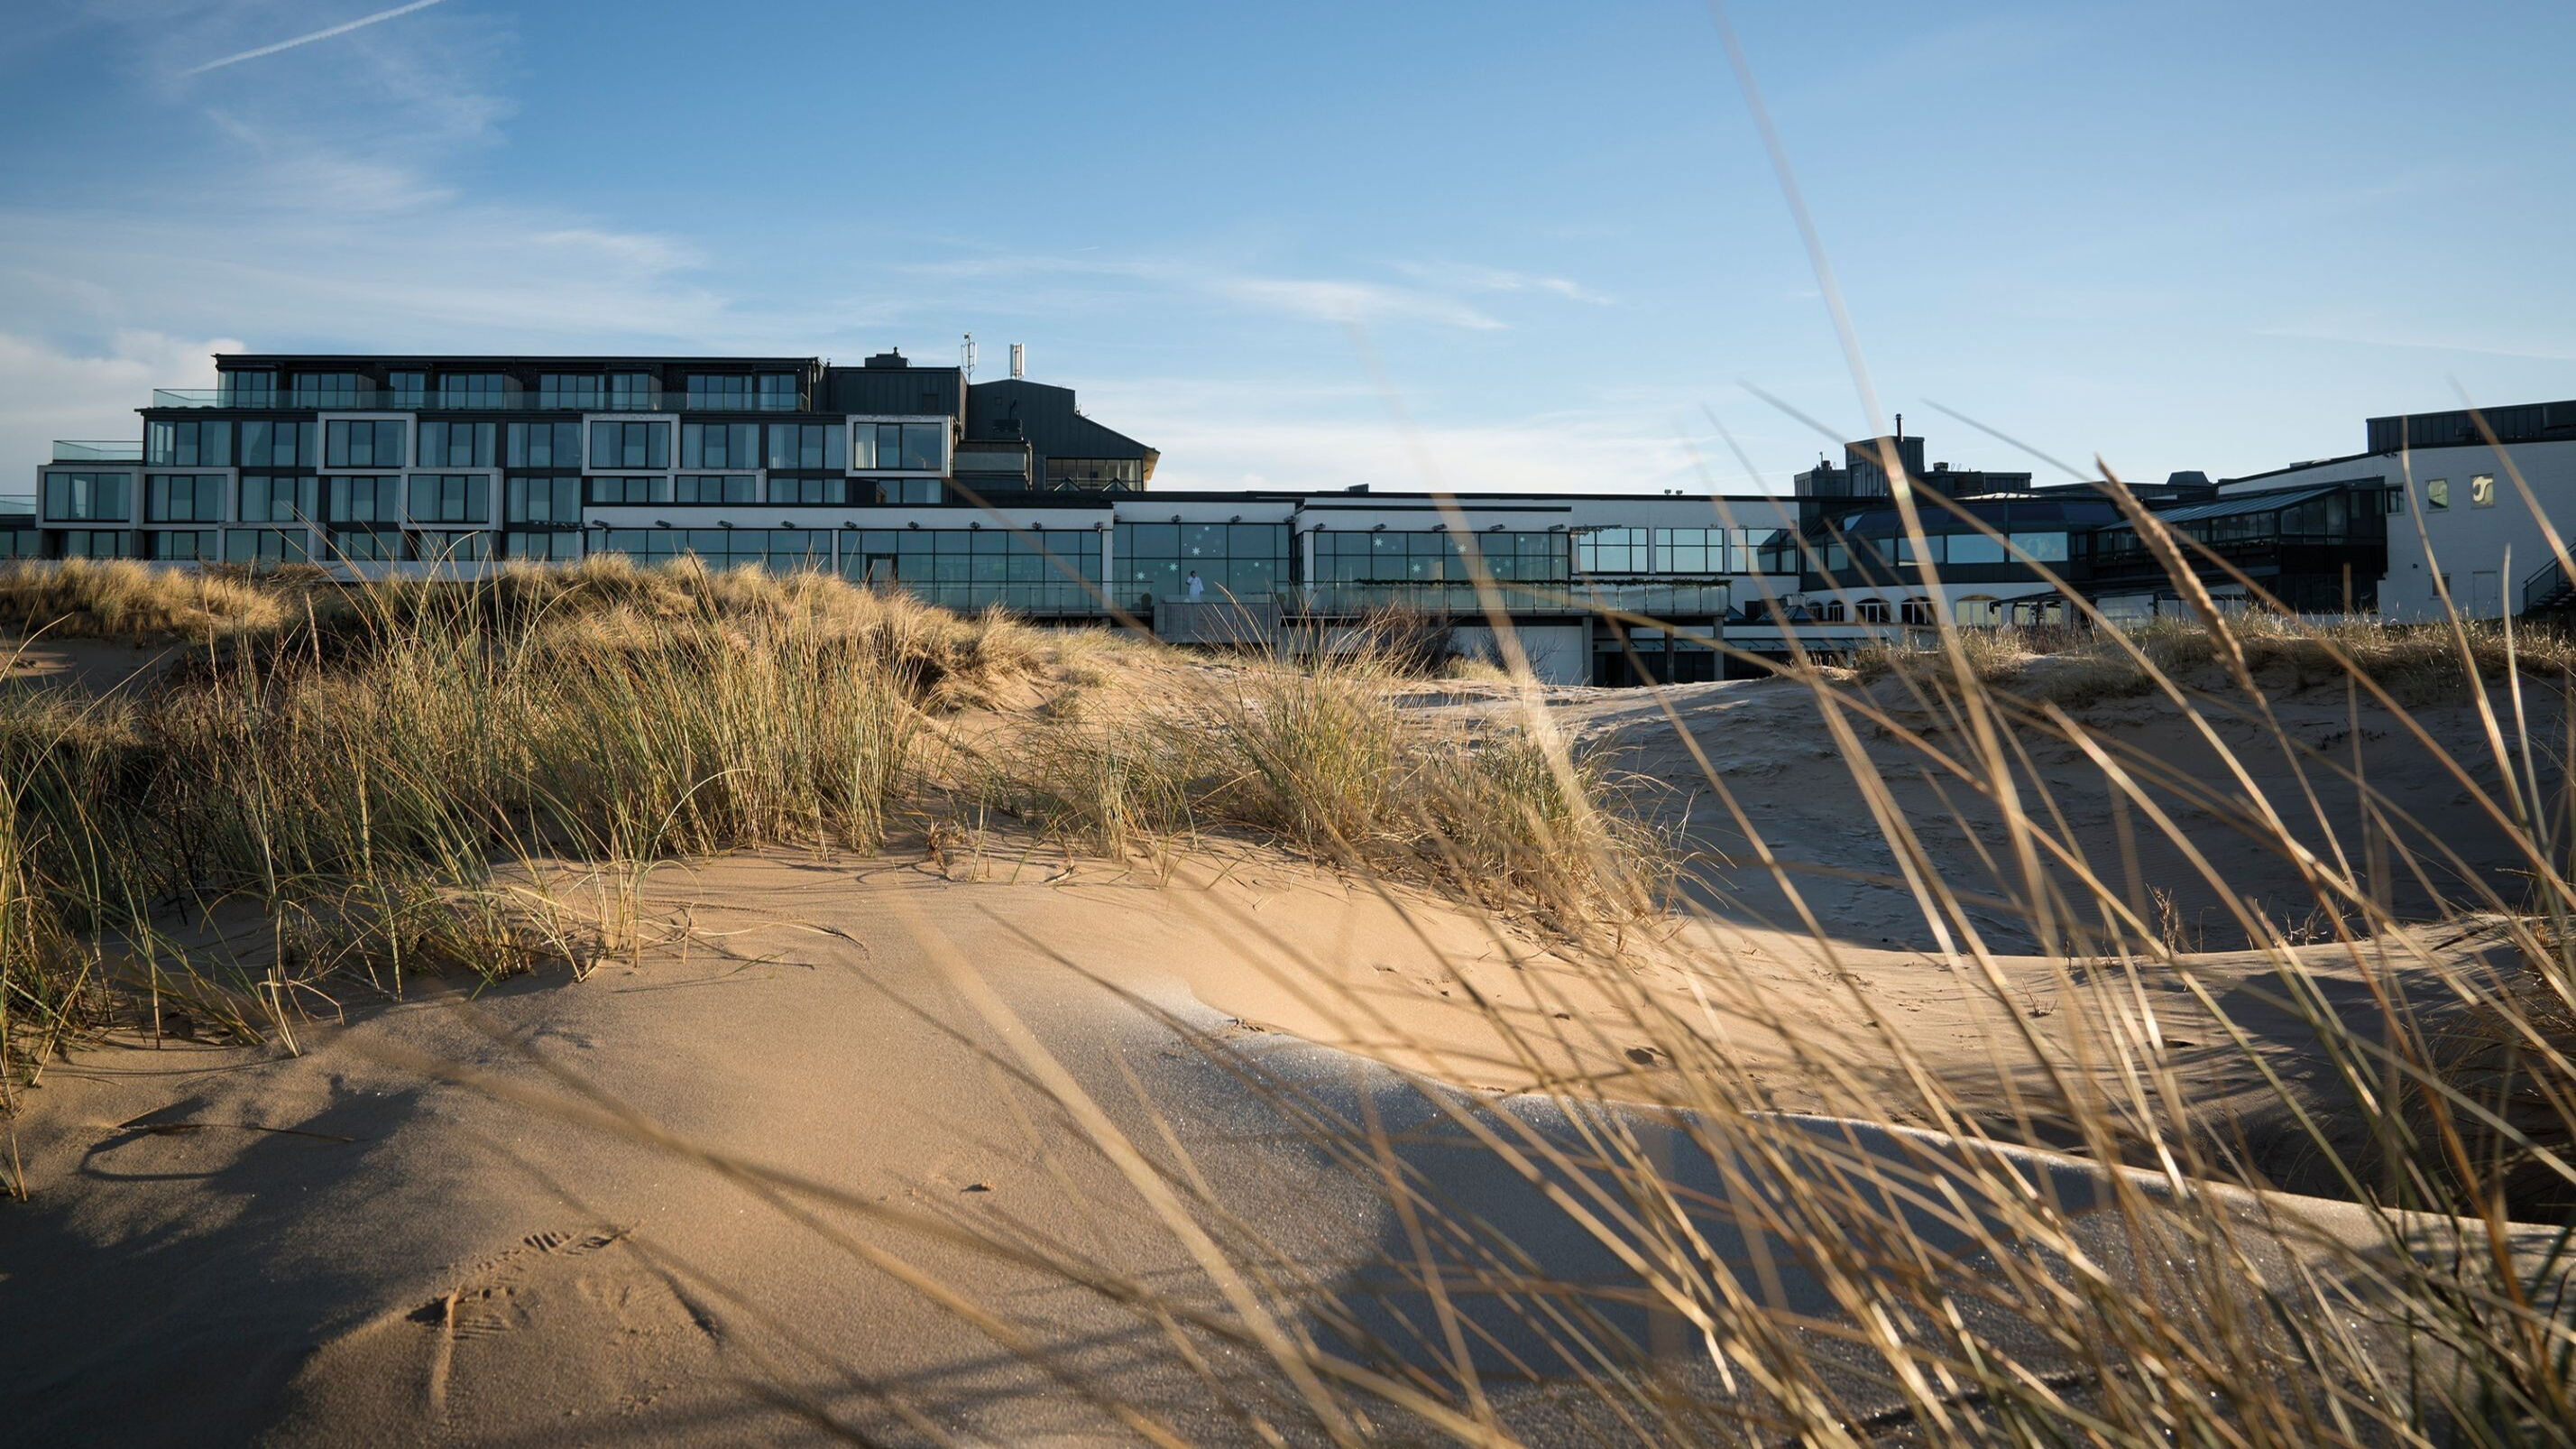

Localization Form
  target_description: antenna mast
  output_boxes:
[961,333,976,383]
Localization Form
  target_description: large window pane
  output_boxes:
[899,423,944,471]
[589,420,670,469]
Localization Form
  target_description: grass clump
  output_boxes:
[0,557,291,642]
[0,559,1043,1091]
[982,647,1670,927]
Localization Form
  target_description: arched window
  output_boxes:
[1856,597,1891,624]
[1822,598,1846,623]
[1900,597,1936,626]
[1955,595,2001,627]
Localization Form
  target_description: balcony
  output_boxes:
[51,439,143,462]
[149,389,812,413]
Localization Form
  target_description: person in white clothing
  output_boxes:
[1184,569,1205,601]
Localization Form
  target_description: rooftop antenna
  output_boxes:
[1009,342,1026,380]
[1894,411,1902,441]
[961,333,976,382]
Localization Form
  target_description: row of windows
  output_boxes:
[147,417,948,472]
[91,472,969,529]
[1578,526,1776,576]
[43,472,129,521]
[1311,530,1569,585]
[215,370,806,411]
[1115,521,1293,601]
[1789,531,2073,575]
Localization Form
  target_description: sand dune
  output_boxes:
[3,832,2541,1444]
[5,642,2567,1443]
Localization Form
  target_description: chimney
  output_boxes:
[1008,343,1026,380]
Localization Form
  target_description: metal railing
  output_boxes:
[1293,579,1732,616]
[51,439,143,462]
[2523,556,2571,614]
[151,388,815,413]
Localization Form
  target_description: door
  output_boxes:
[2472,569,2501,619]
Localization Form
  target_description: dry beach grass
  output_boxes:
[2,543,2575,1444]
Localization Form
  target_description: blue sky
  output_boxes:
[4,0,2571,495]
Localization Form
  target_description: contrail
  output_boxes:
[183,0,450,76]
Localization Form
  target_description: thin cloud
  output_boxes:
[183,0,451,77]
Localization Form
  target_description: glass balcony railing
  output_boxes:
[1293,580,1733,616]
[51,439,143,462]
[150,389,814,413]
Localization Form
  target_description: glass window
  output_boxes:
[2425,477,2450,511]
[767,476,847,505]
[2471,473,2496,508]
[586,475,671,504]
[239,475,307,523]
[325,475,405,523]
[676,475,758,503]
[504,531,585,561]
[1041,457,1143,491]
[538,374,603,410]
[589,420,670,470]
[506,475,584,524]
[41,472,131,521]
[507,421,583,468]
[437,374,509,408]
[1856,598,1891,623]
[146,475,225,522]
[861,422,948,472]
[146,419,231,466]
[1580,527,1648,573]
[321,525,404,561]
[325,420,407,468]
[414,531,493,564]
[1945,532,2006,566]
[219,371,276,407]
[145,530,219,561]
[757,374,799,411]
[407,475,491,525]
[387,372,427,408]
[2008,531,2068,562]
[1118,521,1295,602]
[681,421,760,469]
[765,422,845,471]
[903,422,944,471]
[608,373,660,411]
[225,528,309,565]
[873,478,943,504]
[1900,598,1936,626]
[241,420,317,468]
[292,373,366,408]
[418,420,496,467]
[685,374,753,409]
[57,529,134,558]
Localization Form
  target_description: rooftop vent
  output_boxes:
[864,349,908,369]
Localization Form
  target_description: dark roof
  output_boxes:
[966,379,1157,472]
[2138,481,2368,526]
[2217,449,2378,487]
